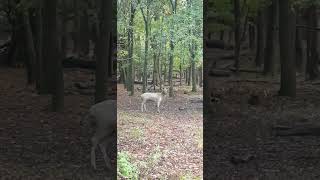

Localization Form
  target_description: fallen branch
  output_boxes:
[209,69,231,77]
[274,125,320,136]
[229,67,261,73]
[296,25,320,31]
[228,79,280,84]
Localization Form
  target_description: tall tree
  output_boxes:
[233,0,240,72]
[128,1,136,95]
[255,9,265,67]
[139,0,151,93]
[305,4,319,80]
[35,0,46,93]
[23,10,36,85]
[95,0,113,103]
[168,0,177,97]
[279,0,296,97]
[263,0,279,76]
[43,0,64,111]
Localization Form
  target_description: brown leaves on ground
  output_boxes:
[117,84,203,179]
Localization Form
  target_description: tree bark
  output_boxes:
[305,5,319,80]
[279,0,296,97]
[263,0,278,76]
[255,10,265,67]
[128,2,136,95]
[233,0,241,72]
[248,23,255,51]
[95,0,112,103]
[23,11,37,84]
[44,0,64,111]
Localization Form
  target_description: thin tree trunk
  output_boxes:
[191,57,196,92]
[305,5,319,80]
[128,3,135,95]
[36,1,47,93]
[219,30,224,41]
[79,9,90,57]
[234,0,241,72]
[168,32,174,96]
[199,66,203,87]
[23,12,36,84]
[255,10,265,67]
[179,62,182,86]
[248,23,255,51]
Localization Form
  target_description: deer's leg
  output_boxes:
[91,132,105,170]
[99,140,112,169]
[91,137,98,169]
[141,100,146,112]
[141,102,144,112]
[157,100,161,113]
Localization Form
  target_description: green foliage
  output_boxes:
[293,0,320,10]
[117,152,139,179]
[117,0,203,77]
[179,173,202,180]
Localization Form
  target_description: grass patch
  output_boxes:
[148,145,162,166]
[117,152,139,179]
[137,145,163,175]
[118,111,150,125]
[130,127,144,141]
[179,172,202,180]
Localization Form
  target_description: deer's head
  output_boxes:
[162,88,168,95]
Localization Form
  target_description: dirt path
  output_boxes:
[117,84,203,179]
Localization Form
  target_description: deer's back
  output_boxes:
[89,100,116,129]
[141,93,162,102]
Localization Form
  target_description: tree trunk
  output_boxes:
[199,66,203,87]
[79,9,90,57]
[185,69,188,85]
[188,65,191,86]
[295,21,303,73]
[95,0,112,103]
[140,2,150,93]
[248,23,255,51]
[219,30,224,41]
[305,5,319,80]
[44,0,64,111]
[23,11,37,84]
[233,0,241,72]
[35,1,47,93]
[263,0,278,76]
[168,32,174,96]
[191,57,196,92]
[163,63,167,85]
[128,4,135,95]
[255,10,265,67]
[179,62,182,86]
[279,0,296,97]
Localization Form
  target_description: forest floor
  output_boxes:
[0,67,116,180]
[207,48,320,179]
[117,84,203,179]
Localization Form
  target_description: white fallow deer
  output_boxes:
[141,88,168,113]
[82,100,116,170]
